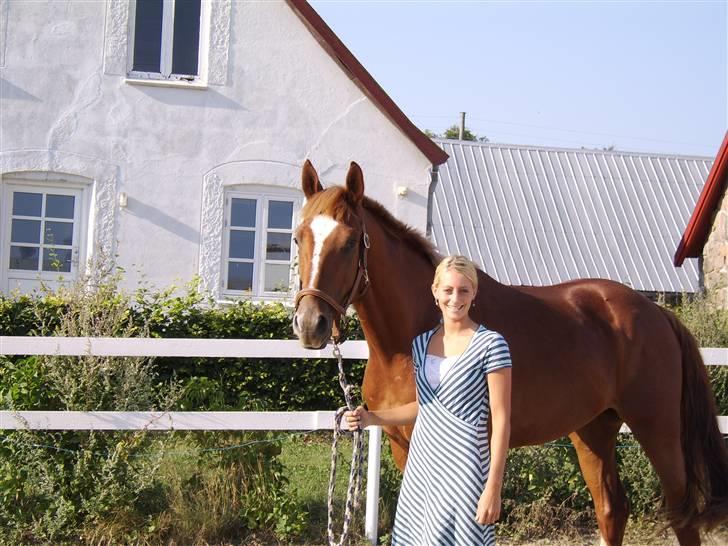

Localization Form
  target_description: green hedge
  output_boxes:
[0,279,366,413]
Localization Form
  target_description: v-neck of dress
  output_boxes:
[423,324,483,395]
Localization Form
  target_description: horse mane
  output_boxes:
[301,186,440,267]
[362,196,440,268]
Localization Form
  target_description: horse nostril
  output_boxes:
[292,314,299,332]
[315,314,328,335]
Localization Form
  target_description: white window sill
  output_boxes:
[216,294,295,306]
[125,77,208,90]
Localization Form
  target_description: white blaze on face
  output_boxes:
[308,214,340,287]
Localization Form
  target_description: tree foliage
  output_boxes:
[425,124,488,142]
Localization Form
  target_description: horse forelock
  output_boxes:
[300,187,353,223]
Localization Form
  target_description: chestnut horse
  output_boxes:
[292,160,728,546]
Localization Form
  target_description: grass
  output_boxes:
[279,431,370,545]
[10,430,728,545]
[280,434,728,546]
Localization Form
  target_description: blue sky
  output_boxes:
[311,0,727,158]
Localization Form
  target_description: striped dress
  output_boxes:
[391,324,512,546]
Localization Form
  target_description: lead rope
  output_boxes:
[327,340,365,546]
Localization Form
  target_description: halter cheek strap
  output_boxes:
[294,220,370,343]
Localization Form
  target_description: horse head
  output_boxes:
[292,160,370,349]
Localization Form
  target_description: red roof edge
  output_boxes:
[285,0,448,166]
[674,130,728,266]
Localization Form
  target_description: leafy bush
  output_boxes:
[0,276,308,544]
[670,292,728,415]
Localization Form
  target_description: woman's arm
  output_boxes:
[343,401,419,430]
[476,367,512,525]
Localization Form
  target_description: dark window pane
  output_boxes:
[46,194,75,219]
[11,219,41,244]
[231,199,256,228]
[9,246,39,270]
[229,230,255,260]
[12,192,42,216]
[268,200,293,229]
[133,0,163,72]
[172,0,201,75]
[44,221,74,246]
[42,248,72,273]
[266,232,291,261]
[227,262,253,291]
[264,264,290,293]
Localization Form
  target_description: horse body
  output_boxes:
[293,160,728,546]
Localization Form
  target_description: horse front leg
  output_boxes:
[383,425,411,471]
[569,410,630,546]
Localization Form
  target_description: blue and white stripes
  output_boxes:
[392,325,511,546]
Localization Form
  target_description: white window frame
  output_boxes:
[222,187,301,300]
[126,0,210,85]
[0,175,91,293]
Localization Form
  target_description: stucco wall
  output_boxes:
[703,183,728,308]
[0,0,433,297]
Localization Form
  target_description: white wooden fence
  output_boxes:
[0,337,380,544]
[1,336,727,544]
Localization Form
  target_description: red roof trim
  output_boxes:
[285,0,448,166]
[674,130,728,266]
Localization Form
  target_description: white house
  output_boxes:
[0,0,447,299]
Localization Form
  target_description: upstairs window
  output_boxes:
[130,0,202,80]
[223,192,298,298]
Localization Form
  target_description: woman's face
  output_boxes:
[432,269,476,322]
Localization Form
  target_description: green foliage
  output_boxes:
[668,293,728,415]
[0,275,309,544]
[424,124,489,142]
[443,123,480,141]
[376,437,404,541]
[669,292,728,348]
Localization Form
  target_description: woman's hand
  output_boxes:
[342,405,371,431]
[475,482,502,525]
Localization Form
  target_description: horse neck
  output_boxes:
[353,210,439,362]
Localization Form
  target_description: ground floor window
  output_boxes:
[223,191,298,297]
[1,179,87,293]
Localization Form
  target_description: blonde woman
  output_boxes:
[345,255,512,545]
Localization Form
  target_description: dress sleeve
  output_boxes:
[483,332,512,374]
[411,337,420,370]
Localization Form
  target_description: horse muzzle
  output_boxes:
[292,297,335,349]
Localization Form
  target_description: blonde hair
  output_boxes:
[433,255,478,291]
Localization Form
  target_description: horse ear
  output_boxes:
[345,161,365,205]
[302,160,323,198]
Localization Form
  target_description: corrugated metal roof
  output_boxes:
[431,139,712,293]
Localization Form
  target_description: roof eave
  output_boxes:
[285,0,448,166]
[674,130,728,266]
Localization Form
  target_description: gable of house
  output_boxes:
[674,131,728,306]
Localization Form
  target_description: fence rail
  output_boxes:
[1,336,727,545]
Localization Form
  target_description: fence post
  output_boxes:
[365,425,382,545]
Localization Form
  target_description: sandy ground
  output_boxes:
[500,534,728,546]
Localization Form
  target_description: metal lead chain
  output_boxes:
[327,340,365,546]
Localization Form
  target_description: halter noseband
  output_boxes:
[294,219,370,343]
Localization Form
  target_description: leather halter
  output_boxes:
[294,218,370,343]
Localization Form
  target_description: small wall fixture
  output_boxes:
[118,192,128,208]
[396,186,409,197]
